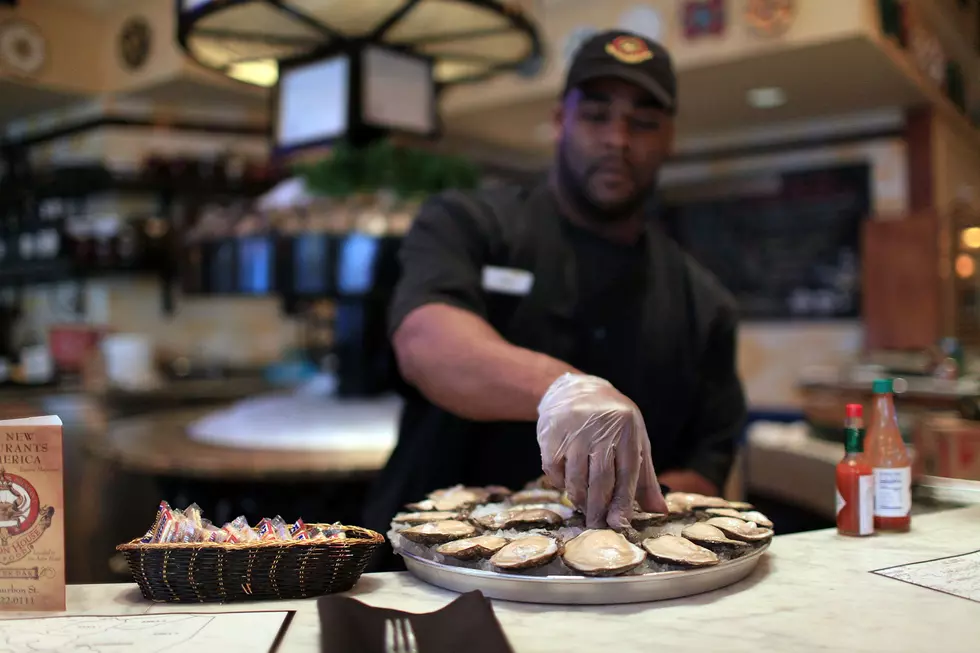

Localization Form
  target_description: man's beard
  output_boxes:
[556,141,652,223]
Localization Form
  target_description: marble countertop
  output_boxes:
[5,506,980,652]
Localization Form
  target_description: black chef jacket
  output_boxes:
[362,182,746,557]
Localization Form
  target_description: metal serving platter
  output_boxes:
[400,542,769,605]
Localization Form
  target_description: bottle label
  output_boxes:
[859,474,874,534]
[835,487,844,516]
[873,467,911,517]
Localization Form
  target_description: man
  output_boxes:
[362,30,746,564]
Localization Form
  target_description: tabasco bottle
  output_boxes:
[836,404,874,537]
[865,379,913,532]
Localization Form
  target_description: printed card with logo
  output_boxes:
[0,415,65,612]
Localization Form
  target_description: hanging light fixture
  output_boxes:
[176,0,545,150]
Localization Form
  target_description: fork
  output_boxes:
[384,617,419,653]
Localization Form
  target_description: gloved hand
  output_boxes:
[536,373,668,529]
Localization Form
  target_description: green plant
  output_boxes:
[296,139,480,200]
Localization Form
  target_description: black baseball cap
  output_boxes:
[563,30,677,114]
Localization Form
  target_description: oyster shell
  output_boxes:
[703,517,774,543]
[561,529,647,577]
[392,511,463,526]
[475,507,564,531]
[739,510,774,529]
[436,535,509,560]
[665,494,693,517]
[632,511,668,528]
[399,520,477,545]
[728,501,755,511]
[490,535,559,570]
[511,488,563,505]
[411,485,490,511]
[642,535,719,568]
[485,485,513,502]
[700,508,746,521]
[523,475,558,491]
[681,522,750,551]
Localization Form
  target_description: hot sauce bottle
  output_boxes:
[865,379,913,532]
[836,404,874,537]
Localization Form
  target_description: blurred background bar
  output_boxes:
[1,0,980,584]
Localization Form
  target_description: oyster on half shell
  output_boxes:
[642,534,719,568]
[739,510,774,529]
[436,535,509,560]
[631,511,668,528]
[399,520,477,545]
[728,501,755,511]
[510,488,563,505]
[561,529,647,577]
[700,508,746,521]
[475,507,564,531]
[490,535,559,570]
[681,522,750,551]
[703,517,774,543]
[392,511,463,526]
[409,485,490,512]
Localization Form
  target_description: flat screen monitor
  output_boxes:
[362,45,436,136]
[276,55,350,149]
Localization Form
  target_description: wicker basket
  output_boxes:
[116,524,384,603]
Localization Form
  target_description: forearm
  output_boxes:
[393,303,579,422]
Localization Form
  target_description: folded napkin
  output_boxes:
[318,590,514,653]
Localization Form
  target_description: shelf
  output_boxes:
[874,33,980,153]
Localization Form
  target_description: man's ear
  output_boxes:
[664,116,677,157]
[551,103,565,143]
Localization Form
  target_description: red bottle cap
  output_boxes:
[845,403,863,418]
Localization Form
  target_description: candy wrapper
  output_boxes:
[140,501,176,543]
[136,501,339,546]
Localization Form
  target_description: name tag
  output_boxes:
[481,266,534,296]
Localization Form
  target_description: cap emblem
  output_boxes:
[604,36,653,64]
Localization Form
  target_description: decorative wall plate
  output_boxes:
[745,0,795,38]
[119,16,152,72]
[0,18,47,77]
[682,0,726,39]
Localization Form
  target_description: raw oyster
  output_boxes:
[681,523,750,551]
[562,530,647,576]
[490,535,559,570]
[436,535,509,560]
[523,475,558,491]
[704,517,774,543]
[410,485,490,511]
[700,508,746,521]
[485,485,513,502]
[475,507,564,531]
[399,520,477,545]
[739,511,774,529]
[632,511,668,528]
[392,511,463,526]
[687,494,732,510]
[511,488,563,505]
[728,501,755,511]
[665,494,693,517]
[642,535,720,568]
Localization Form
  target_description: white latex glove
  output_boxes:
[536,373,667,529]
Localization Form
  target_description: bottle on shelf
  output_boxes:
[836,403,874,537]
[865,379,913,532]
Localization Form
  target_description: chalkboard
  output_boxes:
[663,164,870,320]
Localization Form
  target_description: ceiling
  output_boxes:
[443,36,927,161]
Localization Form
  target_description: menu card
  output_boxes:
[0,415,65,612]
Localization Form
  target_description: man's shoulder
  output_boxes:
[424,183,541,227]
